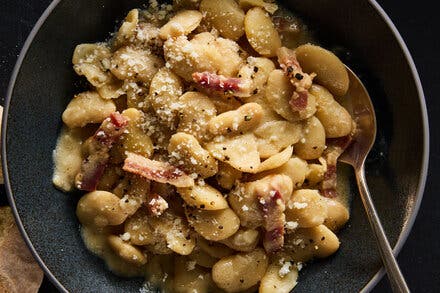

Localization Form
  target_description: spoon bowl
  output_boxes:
[339,67,377,168]
[340,67,410,293]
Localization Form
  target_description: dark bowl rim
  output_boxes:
[1,0,429,292]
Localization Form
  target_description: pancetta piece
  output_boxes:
[75,112,128,191]
[123,152,195,188]
[146,193,169,216]
[192,71,252,97]
[277,47,315,91]
[259,190,286,254]
[277,47,316,114]
[289,90,308,112]
[321,135,354,198]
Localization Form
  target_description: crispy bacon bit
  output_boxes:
[277,47,315,90]
[321,164,337,198]
[76,158,108,192]
[277,47,302,76]
[289,90,308,112]
[75,112,128,191]
[192,72,251,97]
[192,72,241,92]
[147,193,169,216]
[321,188,338,198]
[123,152,195,188]
[320,135,354,198]
[259,190,286,253]
[110,112,129,128]
[277,47,316,115]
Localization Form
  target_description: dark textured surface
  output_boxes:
[0,0,438,292]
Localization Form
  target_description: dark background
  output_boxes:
[0,0,438,292]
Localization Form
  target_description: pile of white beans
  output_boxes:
[53,1,355,292]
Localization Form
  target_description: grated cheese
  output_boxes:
[285,221,299,230]
[120,232,131,241]
[278,261,292,277]
[292,202,308,209]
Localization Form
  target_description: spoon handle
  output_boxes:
[355,166,410,293]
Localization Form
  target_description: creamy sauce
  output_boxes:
[52,126,97,192]
[335,163,353,212]
[52,127,84,192]
[274,5,315,49]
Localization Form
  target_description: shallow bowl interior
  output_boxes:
[2,0,428,292]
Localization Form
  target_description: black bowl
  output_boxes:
[2,0,429,292]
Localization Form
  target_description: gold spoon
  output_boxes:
[339,67,410,293]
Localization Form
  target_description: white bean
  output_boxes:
[244,7,281,57]
[200,0,245,41]
[62,91,116,128]
[177,183,228,210]
[159,10,203,39]
[212,249,268,292]
[168,132,218,178]
[294,116,326,160]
